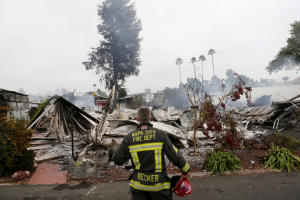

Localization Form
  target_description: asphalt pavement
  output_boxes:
[0,171,299,200]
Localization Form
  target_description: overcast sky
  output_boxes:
[0,0,300,95]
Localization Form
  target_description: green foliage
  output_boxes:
[292,108,300,119]
[28,107,38,121]
[204,151,241,174]
[118,87,127,98]
[0,119,35,176]
[262,133,300,151]
[96,89,107,97]
[83,0,142,90]
[267,21,300,73]
[263,145,300,172]
[30,99,50,123]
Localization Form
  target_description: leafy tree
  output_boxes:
[83,0,142,109]
[118,87,127,98]
[282,76,289,82]
[176,57,184,84]
[97,89,107,97]
[267,21,300,73]
[208,49,217,77]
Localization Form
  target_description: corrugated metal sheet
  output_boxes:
[232,106,276,124]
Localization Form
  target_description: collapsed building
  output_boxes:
[232,94,300,139]
[27,96,99,142]
[0,88,33,120]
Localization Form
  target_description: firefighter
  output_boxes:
[113,107,190,200]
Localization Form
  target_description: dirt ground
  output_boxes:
[233,149,266,169]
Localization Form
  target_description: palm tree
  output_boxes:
[198,55,206,93]
[208,49,216,77]
[190,57,197,80]
[176,57,184,84]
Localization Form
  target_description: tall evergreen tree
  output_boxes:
[83,0,142,108]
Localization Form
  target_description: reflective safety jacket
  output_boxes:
[113,122,190,192]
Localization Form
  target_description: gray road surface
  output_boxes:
[0,171,299,200]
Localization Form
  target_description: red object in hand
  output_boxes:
[173,176,193,197]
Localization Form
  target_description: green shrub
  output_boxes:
[204,151,241,174]
[0,119,35,176]
[263,144,300,172]
[262,133,300,151]
[30,98,50,123]
[28,107,38,121]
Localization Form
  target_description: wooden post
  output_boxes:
[71,124,74,158]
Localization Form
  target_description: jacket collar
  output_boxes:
[137,122,153,128]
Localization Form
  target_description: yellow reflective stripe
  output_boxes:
[173,145,178,153]
[181,162,190,172]
[131,152,140,170]
[155,149,162,172]
[129,142,163,148]
[129,180,170,191]
[129,142,163,152]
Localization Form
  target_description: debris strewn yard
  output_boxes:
[2,91,296,185]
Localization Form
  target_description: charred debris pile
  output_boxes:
[231,93,300,138]
[26,93,300,179]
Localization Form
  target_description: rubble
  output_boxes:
[231,106,276,124]
[108,119,138,130]
[24,92,300,181]
[80,145,110,166]
[232,93,300,133]
[186,131,214,141]
[69,157,97,179]
[151,107,179,122]
[151,121,188,148]
[106,124,138,137]
[179,109,195,128]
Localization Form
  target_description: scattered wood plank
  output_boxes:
[30,137,56,141]
[27,145,52,151]
[30,140,53,145]
[35,154,64,163]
